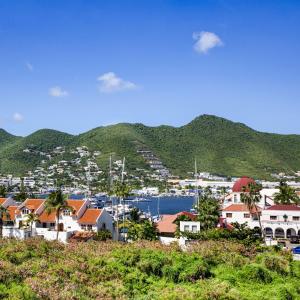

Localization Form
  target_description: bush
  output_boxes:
[262,255,290,275]
[239,264,273,283]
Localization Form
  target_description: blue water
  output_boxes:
[132,196,195,215]
[40,194,195,215]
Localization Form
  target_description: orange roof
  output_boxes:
[156,214,178,233]
[0,198,7,205]
[223,204,261,213]
[22,199,45,212]
[66,200,86,215]
[78,209,102,224]
[156,211,197,234]
[39,210,56,222]
[3,206,18,221]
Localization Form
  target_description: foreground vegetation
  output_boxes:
[0,238,299,299]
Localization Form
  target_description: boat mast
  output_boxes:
[194,158,199,210]
[109,154,113,215]
[121,157,126,240]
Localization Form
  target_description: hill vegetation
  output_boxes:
[1,115,300,178]
[0,238,299,299]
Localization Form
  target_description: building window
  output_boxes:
[226,213,232,218]
[270,216,277,220]
[233,195,237,203]
[22,208,30,215]
[184,225,189,231]
[63,209,71,216]
[50,223,55,227]
[244,213,250,218]
[87,225,93,231]
[42,223,47,228]
[293,216,300,221]
[81,224,86,230]
[192,225,197,233]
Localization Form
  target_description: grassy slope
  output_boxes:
[0,129,74,175]
[1,115,300,178]
[0,238,299,300]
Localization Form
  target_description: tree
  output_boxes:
[113,181,132,241]
[45,189,74,241]
[130,207,140,223]
[124,220,157,241]
[240,182,264,240]
[0,185,7,197]
[274,180,299,205]
[25,213,39,237]
[0,206,10,238]
[14,178,28,202]
[196,188,220,231]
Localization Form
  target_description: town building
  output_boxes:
[2,198,114,243]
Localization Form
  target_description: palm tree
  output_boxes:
[240,182,264,241]
[44,189,74,241]
[0,206,10,238]
[25,212,39,237]
[113,181,131,241]
[274,180,299,205]
[0,185,7,198]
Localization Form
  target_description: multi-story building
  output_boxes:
[221,177,300,240]
[2,198,114,243]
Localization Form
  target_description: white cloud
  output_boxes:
[25,62,33,72]
[97,72,137,93]
[13,112,24,122]
[49,86,69,97]
[193,31,223,54]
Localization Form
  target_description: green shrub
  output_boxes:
[239,264,272,283]
[262,255,290,275]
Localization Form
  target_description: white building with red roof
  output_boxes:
[261,205,300,239]
[223,177,277,209]
[221,203,261,229]
[156,211,200,245]
[2,198,114,243]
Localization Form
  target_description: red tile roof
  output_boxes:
[3,206,18,221]
[156,215,178,233]
[66,200,85,215]
[22,199,45,212]
[156,211,197,234]
[39,210,56,222]
[223,204,261,213]
[78,209,102,224]
[0,198,7,205]
[266,205,300,211]
[232,177,255,193]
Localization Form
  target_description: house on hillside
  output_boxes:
[156,211,200,245]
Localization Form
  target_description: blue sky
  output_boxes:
[0,0,300,136]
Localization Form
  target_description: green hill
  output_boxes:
[1,115,300,178]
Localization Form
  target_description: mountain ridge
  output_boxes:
[1,114,300,178]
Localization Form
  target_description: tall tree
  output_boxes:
[113,181,131,241]
[0,206,10,238]
[14,178,28,202]
[44,189,74,241]
[274,180,299,205]
[25,213,40,237]
[196,188,220,231]
[240,182,264,240]
[0,185,7,198]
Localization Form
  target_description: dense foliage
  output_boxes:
[0,238,299,299]
[274,180,300,204]
[1,115,300,177]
